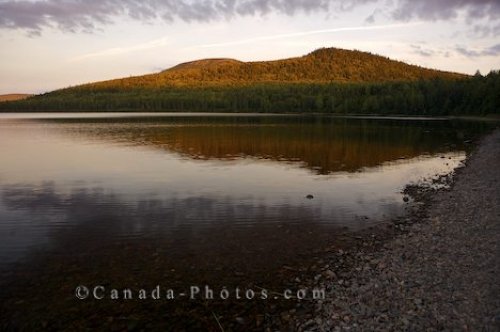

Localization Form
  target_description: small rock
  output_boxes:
[280,312,291,322]
[323,270,337,279]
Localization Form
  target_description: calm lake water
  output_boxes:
[0,113,493,330]
[0,113,489,271]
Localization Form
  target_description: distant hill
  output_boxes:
[0,94,32,102]
[2,47,497,116]
[82,48,466,89]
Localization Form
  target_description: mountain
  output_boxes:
[83,48,466,90]
[3,47,497,116]
[0,94,32,102]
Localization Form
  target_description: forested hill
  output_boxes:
[2,48,498,116]
[0,94,32,102]
[82,48,465,89]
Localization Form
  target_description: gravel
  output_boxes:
[298,129,500,331]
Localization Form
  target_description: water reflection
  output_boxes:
[43,115,480,174]
[0,114,490,270]
[0,182,346,275]
[0,113,495,331]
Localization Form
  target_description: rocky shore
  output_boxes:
[293,129,500,331]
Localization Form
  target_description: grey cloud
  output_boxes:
[0,0,122,33]
[455,44,500,57]
[471,23,500,38]
[410,44,436,57]
[0,0,499,35]
[365,14,375,24]
[369,1,500,36]
[0,0,377,34]
[392,0,500,22]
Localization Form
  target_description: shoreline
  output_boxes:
[289,129,499,331]
[0,111,499,121]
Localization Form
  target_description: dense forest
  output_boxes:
[83,48,464,88]
[1,71,498,116]
[0,48,498,116]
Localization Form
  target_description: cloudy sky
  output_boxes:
[0,0,499,94]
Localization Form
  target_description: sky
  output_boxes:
[0,0,499,94]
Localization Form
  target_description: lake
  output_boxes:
[0,113,492,329]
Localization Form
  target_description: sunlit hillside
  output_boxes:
[0,94,32,102]
[82,48,466,89]
[2,48,497,116]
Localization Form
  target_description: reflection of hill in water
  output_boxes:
[51,116,476,174]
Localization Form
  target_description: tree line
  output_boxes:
[1,70,498,116]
